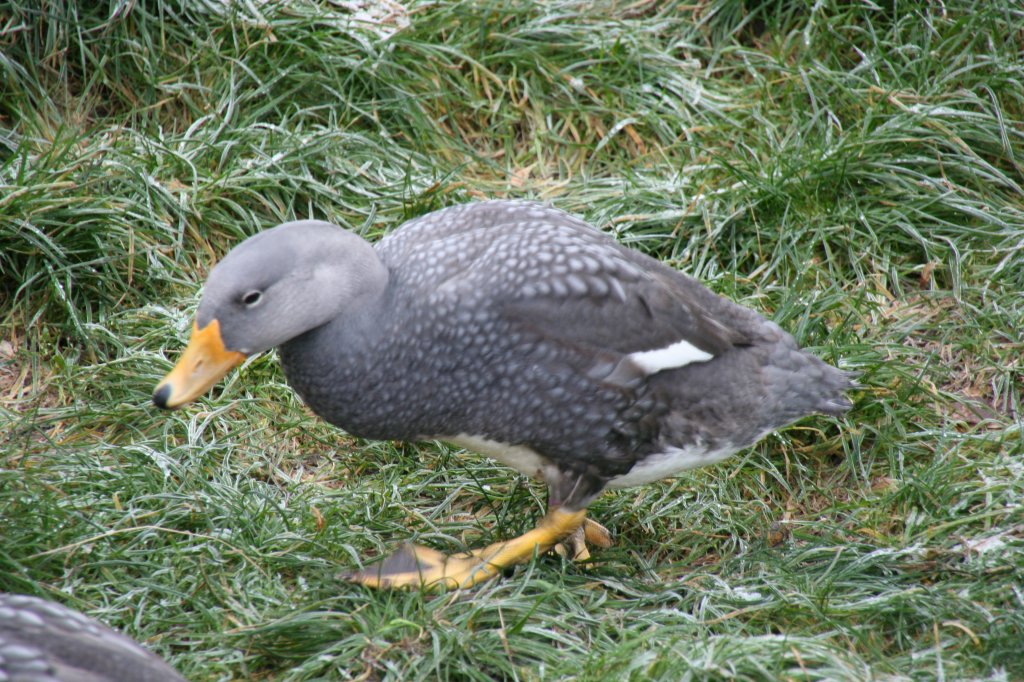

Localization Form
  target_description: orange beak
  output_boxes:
[152,319,246,409]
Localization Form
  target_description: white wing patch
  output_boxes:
[627,338,714,375]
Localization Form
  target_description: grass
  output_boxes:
[1,0,1022,680]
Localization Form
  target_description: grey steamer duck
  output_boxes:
[153,200,852,589]
[0,593,186,682]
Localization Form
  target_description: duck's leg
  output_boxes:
[553,518,613,561]
[348,507,587,590]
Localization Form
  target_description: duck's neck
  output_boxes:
[278,282,400,439]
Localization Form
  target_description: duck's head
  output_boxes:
[153,219,385,409]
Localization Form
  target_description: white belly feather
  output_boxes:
[446,433,553,480]
[444,434,736,491]
[604,443,736,488]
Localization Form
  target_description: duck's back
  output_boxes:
[0,594,186,682]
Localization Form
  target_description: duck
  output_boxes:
[0,593,186,681]
[153,200,852,589]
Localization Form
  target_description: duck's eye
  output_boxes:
[241,290,263,307]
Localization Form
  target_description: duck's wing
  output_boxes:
[381,200,752,385]
[498,252,753,388]
[442,207,751,381]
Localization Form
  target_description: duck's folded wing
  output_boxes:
[396,201,752,385]
[496,253,752,388]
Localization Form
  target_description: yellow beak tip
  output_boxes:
[153,319,245,411]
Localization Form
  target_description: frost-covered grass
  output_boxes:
[1,1,1022,680]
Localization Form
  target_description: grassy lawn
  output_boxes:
[2,1,1022,680]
